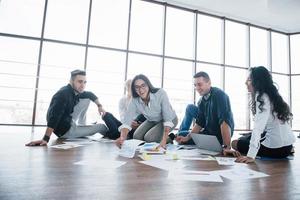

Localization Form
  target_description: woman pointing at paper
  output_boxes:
[115,74,178,149]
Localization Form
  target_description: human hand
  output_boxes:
[131,121,139,129]
[115,137,125,149]
[98,106,106,116]
[235,156,255,164]
[25,139,48,147]
[159,138,167,149]
[175,136,189,144]
[223,149,241,157]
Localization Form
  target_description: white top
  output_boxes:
[247,93,295,159]
[119,89,177,131]
[118,96,131,123]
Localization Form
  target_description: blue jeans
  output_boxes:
[178,104,198,137]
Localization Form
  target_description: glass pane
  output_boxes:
[225,67,248,129]
[127,53,162,87]
[40,41,86,68]
[272,74,290,105]
[225,21,248,67]
[164,59,194,126]
[89,0,130,49]
[0,0,44,37]
[271,32,289,74]
[290,34,300,74]
[0,36,40,69]
[0,100,33,124]
[292,76,300,130]
[250,27,269,68]
[44,0,89,43]
[129,0,164,54]
[0,37,39,124]
[85,48,126,122]
[196,64,223,90]
[35,42,86,124]
[165,7,195,59]
[197,15,222,64]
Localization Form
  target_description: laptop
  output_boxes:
[190,133,222,152]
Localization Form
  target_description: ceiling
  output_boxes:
[159,0,300,34]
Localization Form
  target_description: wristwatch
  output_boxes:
[222,144,228,149]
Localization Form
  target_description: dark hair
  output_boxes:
[249,66,292,122]
[131,74,159,98]
[193,71,210,81]
[71,69,86,80]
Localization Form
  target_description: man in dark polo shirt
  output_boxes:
[176,71,235,155]
[26,69,108,146]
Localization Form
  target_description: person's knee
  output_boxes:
[231,140,238,150]
[97,124,108,133]
[144,133,160,143]
[185,104,198,117]
[186,104,196,113]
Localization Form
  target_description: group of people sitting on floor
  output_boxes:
[26,66,296,164]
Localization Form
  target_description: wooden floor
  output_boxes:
[0,125,300,200]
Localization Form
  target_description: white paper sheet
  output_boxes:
[139,159,185,171]
[214,157,248,166]
[179,155,215,161]
[168,170,223,182]
[119,139,145,158]
[213,166,269,180]
[74,159,126,169]
[50,143,83,149]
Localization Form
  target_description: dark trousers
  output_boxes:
[102,112,135,139]
[237,133,293,158]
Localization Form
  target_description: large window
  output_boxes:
[89,0,130,49]
[272,74,290,105]
[225,67,248,129]
[291,34,300,74]
[271,32,289,74]
[164,59,194,126]
[165,7,195,59]
[0,0,44,37]
[0,36,39,124]
[291,34,300,130]
[129,0,164,54]
[250,27,269,68]
[86,48,126,122]
[197,15,223,64]
[225,21,248,67]
[0,0,298,132]
[292,76,300,130]
[44,0,90,43]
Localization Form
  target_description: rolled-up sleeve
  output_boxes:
[118,99,139,132]
[215,92,232,127]
[160,89,176,128]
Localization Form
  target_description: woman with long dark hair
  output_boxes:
[115,74,178,149]
[232,66,295,163]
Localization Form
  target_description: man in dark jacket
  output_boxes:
[176,71,235,155]
[26,69,107,146]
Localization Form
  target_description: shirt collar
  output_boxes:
[138,92,153,106]
[203,88,212,100]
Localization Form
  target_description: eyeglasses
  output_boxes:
[134,83,147,92]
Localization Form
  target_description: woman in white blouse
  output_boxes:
[115,74,178,149]
[232,66,295,163]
